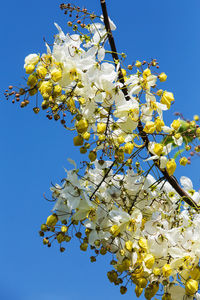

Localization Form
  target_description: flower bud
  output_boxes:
[125,240,133,252]
[46,214,58,227]
[160,91,174,109]
[154,143,163,156]
[89,151,97,162]
[135,60,142,68]
[73,136,83,146]
[110,224,120,237]
[97,122,106,134]
[185,279,198,295]
[25,64,35,74]
[171,119,181,130]
[144,254,155,269]
[179,157,188,166]
[159,72,167,82]
[76,119,88,134]
[162,264,172,277]
[51,68,62,82]
[166,159,176,176]
[124,142,134,154]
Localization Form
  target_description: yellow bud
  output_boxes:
[46,214,58,227]
[110,224,120,237]
[143,121,156,134]
[156,89,163,96]
[120,286,127,295]
[99,134,106,141]
[107,270,118,283]
[80,146,87,154]
[36,65,47,79]
[162,264,172,277]
[162,293,172,300]
[25,64,35,74]
[27,74,38,87]
[196,127,200,137]
[125,240,133,252]
[153,267,161,276]
[51,68,62,82]
[144,254,155,269]
[61,225,68,233]
[73,136,84,146]
[179,157,188,166]
[135,60,142,68]
[39,81,53,95]
[171,119,181,130]
[166,159,176,176]
[194,114,199,121]
[76,119,88,134]
[56,232,65,243]
[174,133,181,139]
[154,143,163,156]
[160,91,174,109]
[29,88,38,96]
[143,68,151,78]
[155,117,164,132]
[135,285,143,298]
[144,283,159,300]
[97,122,106,134]
[190,266,200,280]
[88,151,97,162]
[53,85,62,97]
[137,277,148,288]
[80,242,88,251]
[82,132,90,140]
[124,142,134,154]
[78,97,86,105]
[138,237,148,251]
[159,72,167,82]
[117,135,125,144]
[185,279,198,295]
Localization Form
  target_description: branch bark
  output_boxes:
[100,0,200,211]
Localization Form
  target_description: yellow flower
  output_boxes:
[25,64,35,74]
[110,224,120,237]
[46,214,58,227]
[160,91,174,109]
[144,254,155,269]
[162,264,172,277]
[125,240,133,252]
[154,143,163,156]
[166,159,176,176]
[185,279,198,295]
[51,68,62,82]
[143,121,156,134]
[36,65,47,79]
[97,122,106,134]
[171,119,181,130]
[159,72,167,82]
[76,119,88,134]
[124,142,134,154]
[27,74,38,87]
[135,60,142,68]
[179,157,188,166]
[143,68,151,78]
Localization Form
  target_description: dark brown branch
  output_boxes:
[100,0,200,211]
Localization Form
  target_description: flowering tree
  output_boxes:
[4,1,200,299]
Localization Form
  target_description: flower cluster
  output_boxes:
[5,6,200,300]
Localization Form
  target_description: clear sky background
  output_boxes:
[0,0,200,299]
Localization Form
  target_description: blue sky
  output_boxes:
[1,0,200,299]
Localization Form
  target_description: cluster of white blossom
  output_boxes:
[13,14,200,299]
